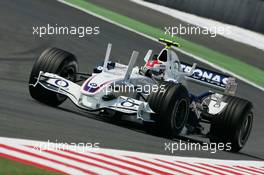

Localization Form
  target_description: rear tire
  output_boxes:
[147,82,190,137]
[209,96,253,152]
[29,47,78,106]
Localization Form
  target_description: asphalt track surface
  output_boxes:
[0,0,263,160]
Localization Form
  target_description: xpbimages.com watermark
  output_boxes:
[164,24,231,38]
[104,83,165,95]
[164,140,232,154]
[55,78,166,95]
[32,24,100,38]
[32,140,100,153]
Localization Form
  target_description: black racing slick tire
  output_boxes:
[209,96,253,152]
[29,47,78,106]
[147,82,190,138]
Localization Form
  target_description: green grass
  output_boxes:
[0,157,63,175]
[65,0,264,87]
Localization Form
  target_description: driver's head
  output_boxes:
[144,54,165,78]
[145,54,160,69]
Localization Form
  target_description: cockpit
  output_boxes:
[157,49,181,71]
[158,49,167,62]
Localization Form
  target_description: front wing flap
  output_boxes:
[30,71,81,105]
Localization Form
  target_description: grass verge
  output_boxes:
[0,157,63,175]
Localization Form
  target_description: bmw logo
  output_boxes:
[55,79,69,87]
[89,83,97,87]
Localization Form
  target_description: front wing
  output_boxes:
[30,72,154,120]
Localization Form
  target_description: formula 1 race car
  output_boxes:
[29,38,253,152]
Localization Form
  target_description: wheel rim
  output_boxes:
[56,65,76,101]
[172,98,188,129]
[60,66,75,81]
[238,113,253,146]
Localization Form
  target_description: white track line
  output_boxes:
[57,0,264,92]
[235,166,264,174]
[176,161,232,175]
[89,152,177,175]
[48,150,143,175]
[142,157,205,175]
[155,158,217,175]
[214,164,261,175]
[198,163,242,175]
[123,155,187,174]
[78,151,161,175]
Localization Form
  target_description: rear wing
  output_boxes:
[181,62,237,95]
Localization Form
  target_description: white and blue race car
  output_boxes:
[29,38,253,152]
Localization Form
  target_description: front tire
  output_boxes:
[29,48,78,106]
[147,82,190,137]
[209,96,253,152]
